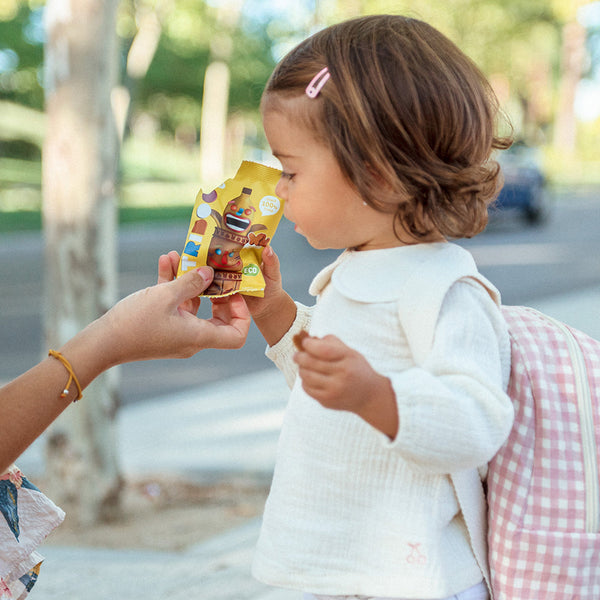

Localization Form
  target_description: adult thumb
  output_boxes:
[171,266,214,301]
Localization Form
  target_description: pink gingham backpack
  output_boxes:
[487,306,600,599]
[396,243,600,600]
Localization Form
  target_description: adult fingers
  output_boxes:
[210,295,251,347]
[167,250,180,273]
[168,267,213,305]
[157,250,181,284]
[214,292,251,322]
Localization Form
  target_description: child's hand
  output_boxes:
[243,246,285,319]
[245,246,297,346]
[295,334,399,439]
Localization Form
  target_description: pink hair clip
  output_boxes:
[305,67,330,98]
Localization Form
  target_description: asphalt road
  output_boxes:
[1,187,599,405]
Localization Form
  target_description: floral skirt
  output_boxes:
[0,466,65,599]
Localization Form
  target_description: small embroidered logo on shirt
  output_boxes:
[406,542,427,565]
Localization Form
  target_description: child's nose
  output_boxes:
[275,177,287,200]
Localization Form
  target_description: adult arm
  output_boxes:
[0,265,251,472]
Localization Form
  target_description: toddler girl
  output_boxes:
[246,14,514,600]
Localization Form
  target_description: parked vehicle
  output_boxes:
[492,144,548,225]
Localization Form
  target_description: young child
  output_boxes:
[246,14,514,600]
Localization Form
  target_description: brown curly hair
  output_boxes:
[261,15,512,241]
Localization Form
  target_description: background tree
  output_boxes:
[552,0,589,154]
[2,0,598,160]
[358,0,562,144]
[114,0,276,181]
[199,0,243,188]
[0,0,45,164]
[43,0,122,525]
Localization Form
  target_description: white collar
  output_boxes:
[309,243,466,302]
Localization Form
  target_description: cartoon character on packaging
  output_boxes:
[205,187,268,295]
[178,160,284,298]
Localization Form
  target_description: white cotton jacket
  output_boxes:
[252,243,514,598]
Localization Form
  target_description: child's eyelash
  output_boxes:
[281,171,295,180]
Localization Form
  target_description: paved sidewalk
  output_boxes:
[25,369,295,600]
[20,284,600,600]
[33,519,297,600]
[529,284,600,341]
[19,368,290,481]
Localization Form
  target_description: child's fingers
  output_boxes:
[301,335,349,362]
[294,336,355,383]
[261,246,282,285]
[299,368,348,407]
[299,369,330,393]
[294,351,338,376]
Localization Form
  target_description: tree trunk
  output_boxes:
[199,1,244,187]
[113,5,163,143]
[553,19,586,154]
[200,59,230,187]
[42,0,122,525]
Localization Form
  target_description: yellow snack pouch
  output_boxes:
[177,160,284,297]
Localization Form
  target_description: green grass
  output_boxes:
[0,133,202,232]
[118,204,191,225]
[0,205,193,233]
[0,157,42,185]
[0,210,42,232]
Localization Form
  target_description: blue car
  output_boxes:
[492,146,548,225]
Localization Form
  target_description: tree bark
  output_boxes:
[553,19,587,154]
[200,59,230,187]
[199,1,244,187]
[43,0,122,525]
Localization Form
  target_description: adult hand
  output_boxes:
[96,264,251,365]
[158,250,200,315]
[0,259,251,473]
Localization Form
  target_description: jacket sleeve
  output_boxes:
[385,279,514,474]
[265,302,314,389]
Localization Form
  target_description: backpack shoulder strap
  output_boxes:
[396,243,499,364]
[395,243,498,599]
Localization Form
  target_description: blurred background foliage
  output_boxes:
[0,0,599,225]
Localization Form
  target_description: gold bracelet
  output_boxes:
[48,350,83,402]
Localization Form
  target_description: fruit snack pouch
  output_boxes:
[177,160,284,297]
